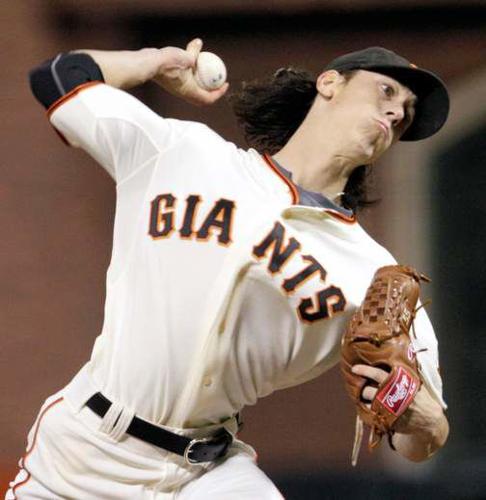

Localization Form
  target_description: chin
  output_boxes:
[352,129,383,161]
[357,140,382,163]
[369,145,388,162]
[369,135,392,162]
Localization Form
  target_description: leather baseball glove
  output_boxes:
[341,265,430,465]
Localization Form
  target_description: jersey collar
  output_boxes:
[262,153,356,224]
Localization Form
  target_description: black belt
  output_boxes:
[85,392,232,464]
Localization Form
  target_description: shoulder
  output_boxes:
[172,121,262,169]
[282,207,397,265]
[176,120,231,146]
[354,223,397,265]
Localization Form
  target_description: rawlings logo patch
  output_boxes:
[377,367,418,416]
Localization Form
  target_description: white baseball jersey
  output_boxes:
[48,82,445,430]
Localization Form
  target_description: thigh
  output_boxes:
[176,451,284,500]
[6,468,61,500]
[6,393,66,500]
[7,395,157,500]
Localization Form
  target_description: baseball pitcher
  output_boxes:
[7,40,449,499]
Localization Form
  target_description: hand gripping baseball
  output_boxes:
[153,39,229,105]
[341,265,430,465]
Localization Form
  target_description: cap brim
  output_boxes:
[364,65,450,141]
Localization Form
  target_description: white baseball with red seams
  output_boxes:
[195,51,227,90]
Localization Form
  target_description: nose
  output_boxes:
[386,105,405,128]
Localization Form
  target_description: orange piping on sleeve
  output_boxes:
[262,153,300,205]
[46,81,102,145]
[47,80,102,118]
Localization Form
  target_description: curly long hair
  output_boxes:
[229,68,376,211]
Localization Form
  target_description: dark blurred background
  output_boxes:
[1,1,486,498]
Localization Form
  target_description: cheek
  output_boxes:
[342,106,373,132]
[355,108,380,137]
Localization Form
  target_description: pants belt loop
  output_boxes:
[108,407,135,441]
[98,402,135,441]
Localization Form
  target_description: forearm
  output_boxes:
[392,410,449,462]
[75,48,163,90]
[30,40,227,112]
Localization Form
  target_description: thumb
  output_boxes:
[185,38,203,67]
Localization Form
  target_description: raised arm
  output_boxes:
[78,39,228,104]
[29,39,228,183]
[30,38,228,112]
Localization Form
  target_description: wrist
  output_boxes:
[424,409,449,449]
[391,411,449,461]
[414,401,448,444]
[136,48,165,82]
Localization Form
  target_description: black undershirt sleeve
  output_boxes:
[29,53,105,109]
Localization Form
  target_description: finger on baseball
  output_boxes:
[207,82,230,101]
[190,82,229,105]
[352,364,388,383]
[186,38,203,66]
[362,386,377,401]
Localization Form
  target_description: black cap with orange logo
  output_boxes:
[324,47,450,141]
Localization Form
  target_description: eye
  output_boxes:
[380,83,395,98]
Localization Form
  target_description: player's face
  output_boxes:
[329,70,417,163]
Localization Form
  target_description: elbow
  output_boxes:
[29,53,104,110]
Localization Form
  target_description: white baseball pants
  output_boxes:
[6,368,284,499]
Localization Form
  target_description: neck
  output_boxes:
[273,105,363,200]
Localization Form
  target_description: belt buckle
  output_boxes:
[184,436,214,465]
[183,432,232,465]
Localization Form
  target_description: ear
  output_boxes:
[316,70,344,99]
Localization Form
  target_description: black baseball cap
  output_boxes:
[323,47,450,141]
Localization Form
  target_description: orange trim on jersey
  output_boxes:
[324,208,357,224]
[262,153,299,205]
[12,396,64,498]
[47,80,102,118]
[262,154,357,224]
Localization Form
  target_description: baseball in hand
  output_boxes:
[194,52,227,90]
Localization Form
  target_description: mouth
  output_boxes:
[374,119,390,139]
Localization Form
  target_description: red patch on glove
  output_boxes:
[376,367,419,416]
